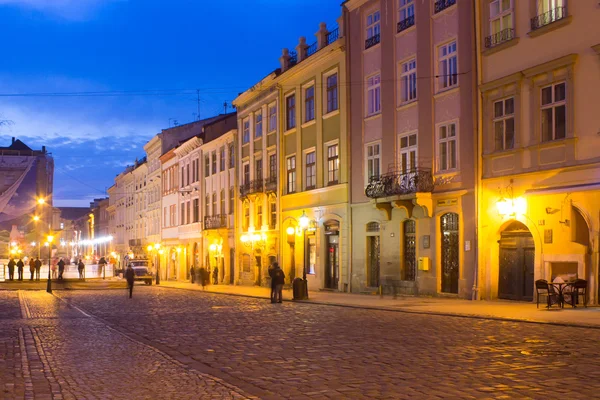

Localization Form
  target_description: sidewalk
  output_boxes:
[160,281,600,329]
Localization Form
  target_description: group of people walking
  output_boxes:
[189,265,219,289]
[6,257,42,281]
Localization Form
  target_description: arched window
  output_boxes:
[366,221,381,233]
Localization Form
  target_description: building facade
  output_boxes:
[476,0,600,303]
[144,136,162,255]
[160,149,181,281]
[344,0,477,298]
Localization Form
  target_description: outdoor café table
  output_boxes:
[548,281,572,308]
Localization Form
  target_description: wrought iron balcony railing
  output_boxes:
[485,28,515,48]
[365,33,380,50]
[326,27,339,45]
[531,6,567,31]
[265,176,277,193]
[365,169,434,199]
[204,214,227,230]
[434,0,456,14]
[397,15,415,33]
[289,50,298,65]
[240,178,264,197]
[306,42,318,57]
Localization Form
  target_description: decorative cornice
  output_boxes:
[522,53,578,78]
[342,0,370,12]
[481,71,523,93]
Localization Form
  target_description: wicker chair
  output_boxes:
[535,279,560,309]
[565,279,588,308]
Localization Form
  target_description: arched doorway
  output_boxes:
[498,220,534,301]
[366,222,381,288]
[324,220,340,289]
[441,213,459,294]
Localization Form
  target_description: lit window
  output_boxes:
[211,152,217,174]
[493,97,515,151]
[541,82,566,142]
[399,133,417,174]
[220,189,225,215]
[366,10,380,46]
[287,156,296,194]
[487,0,514,47]
[204,155,210,177]
[327,144,339,185]
[305,151,316,190]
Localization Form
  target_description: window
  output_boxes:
[211,152,217,174]
[163,207,167,227]
[269,153,277,178]
[366,10,380,40]
[181,167,185,187]
[438,123,457,172]
[541,82,566,142]
[488,0,513,47]
[327,144,339,185]
[305,151,316,190]
[212,193,217,217]
[193,199,199,222]
[220,147,225,171]
[438,41,458,90]
[243,163,250,185]
[305,86,315,122]
[287,156,296,194]
[191,160,196,182]
[186,164,190,186]
[326,74,338,113]
[255,111,263,138]
[268,104,277,132]
[242,119,250,144]
[533,0,566,30]
[257,203,263,227]
[195,158,200,181]
[366,143,381,181]
[229,187,234,215]
[255,159,263,181]
[205,195,210,217]
[270,200,277,230]
[286,95,296,130]
[229,144,235,168]
[186,201,191,225]
[243,202,250,230]
[399,133,417,174]
[181,202,185,225]
[218,190,223,215]
[399,59,417,104]
[398,0,415,27]
[170,205,176,227]
[204,155,210,177]
[367,74,381,115]
[493,98,515,151]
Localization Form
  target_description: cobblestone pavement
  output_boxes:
[49,287,600,399]
[0,290,249,399]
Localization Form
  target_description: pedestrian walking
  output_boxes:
[268,263,276,303]
[17,258,24,281]
[125,263,135,299]
[213,265,219,285]
[58,258,65,280]
[190,265,195,284]
[29,257,35,281]
[77,259,85,280]
[34,257,41,281]
[272,262,285,304]
[99,256,107,278]
[199,267,206,290]
[7,258,15,281]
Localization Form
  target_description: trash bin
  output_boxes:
[293,277,306,300]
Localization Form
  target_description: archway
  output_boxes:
[498,220,534,301]
[324,219,340,289]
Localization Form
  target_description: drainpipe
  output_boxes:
[342,4,353,293]
[473,0,482,301]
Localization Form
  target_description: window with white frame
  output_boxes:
[211,151,217,174]
[488,0,514,46]
[366,142,381,182]
[305,86,315,122]
[286,94,296,130]
[204,155,210,177]
[219,146,225,171]
[399,132,417,174]
[327,144,339,185]
[537,0,566,19]
[438,41,458,90]
[212,193,217,218]
[400,59,417,103]
[255,158,263,181]
[366,10,380,40]
[268,103,277,132]
[220,189,225,215]
[438,123,457,172]
[243,163,250,185]
[242,119,250,144]
[399,0,415,24]
[255,111,263,138]
[493,97,515,151]
[287,155,296,194]
[367,74,381,116]
[229,187,234,215]
[326,74,338,113]
[541,82,566,142]
[305,151,316,190]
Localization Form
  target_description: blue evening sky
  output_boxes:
[0,0,341,207]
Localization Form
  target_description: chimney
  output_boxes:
[42,146,46,153]
[296,36,308,62]
[280,48,291,72]
[12,137,15,144]
[316,22,328,50]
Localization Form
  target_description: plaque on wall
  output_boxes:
[422,235,430,249]
[544,229,553,244]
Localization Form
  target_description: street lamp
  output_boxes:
[152,243,162,285]
[37,198,45,205]
[46,235,54,293]
[298,210,311,300]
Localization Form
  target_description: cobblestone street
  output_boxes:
[2,287,600,399]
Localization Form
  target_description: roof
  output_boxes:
[57,207,91,221]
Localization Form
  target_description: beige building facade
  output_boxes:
[476,0,600,303]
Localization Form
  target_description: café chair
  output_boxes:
[535,279,560,309]
[565,279,588,308]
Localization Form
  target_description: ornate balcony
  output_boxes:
[485,28,515,48]
[531,6,567,31]
[265,176,277,193]
[365,169,434,199]
[240,178,264,198]
[365,34,380,50]
[397,15,415,33]
[204,214,227,230]
[434,0,456,14]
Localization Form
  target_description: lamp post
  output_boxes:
[298,210,311,300]
[46,235,53,293]
[154,243,162,285]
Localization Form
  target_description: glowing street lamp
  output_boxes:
[37,198,45,205]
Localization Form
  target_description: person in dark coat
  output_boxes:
[77,259,85,280]
[268,263,276,303]
[57,258,65,280]
[7,258,15,281]
[189,265,195,284]
[199,267,206,289]
[272,262,285,304]
[29,258,35,280]
[34,257,42,281]
[99,256,107,278]
[17,258,24,281]
[125,263,135,298]
[212,266,219,285]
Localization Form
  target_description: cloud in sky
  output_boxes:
[0,0,124,20]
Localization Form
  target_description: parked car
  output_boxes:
[129,259,153,285]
